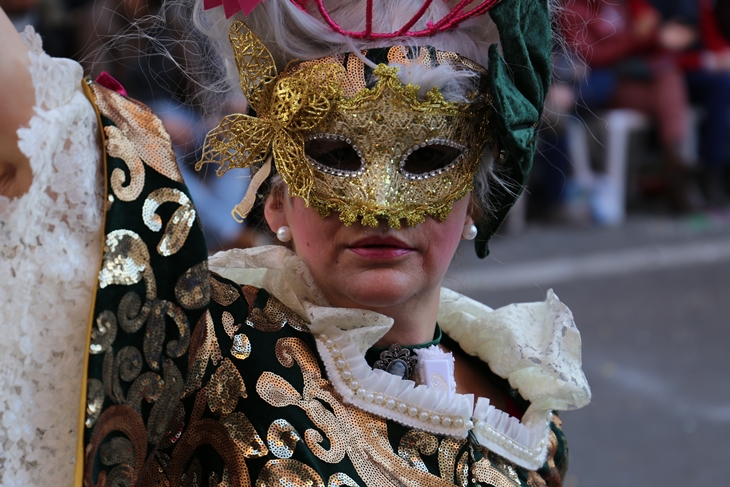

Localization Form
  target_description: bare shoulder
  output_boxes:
[0,8,35,198]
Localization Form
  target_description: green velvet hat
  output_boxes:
[476,0,552,258]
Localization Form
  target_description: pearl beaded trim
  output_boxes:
[316,330,552,469]
[471,408,552,466]
[319,333,472,432]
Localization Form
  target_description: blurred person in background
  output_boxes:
[664,0,730,207]
[561,0,699,212]
[528,48,584,224]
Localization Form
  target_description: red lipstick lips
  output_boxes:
[349,236,414,260]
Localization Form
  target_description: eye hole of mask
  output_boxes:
[400,143,464,176]
[305,138,363,174]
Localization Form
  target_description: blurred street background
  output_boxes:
[4,0,730,484]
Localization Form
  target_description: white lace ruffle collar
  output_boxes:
[209,246,591,470]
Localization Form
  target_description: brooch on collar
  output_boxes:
[373,344,419,380]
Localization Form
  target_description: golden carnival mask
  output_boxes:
[198,21,494,228]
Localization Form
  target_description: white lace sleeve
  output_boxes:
[0,27,102,486]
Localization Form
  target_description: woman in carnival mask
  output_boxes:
[0,0,590,485]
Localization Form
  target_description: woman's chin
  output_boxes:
[321,272,431,311]
[341,292,412,310]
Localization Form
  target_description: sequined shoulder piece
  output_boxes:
[77,80,210,486]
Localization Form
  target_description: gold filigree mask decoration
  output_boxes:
[199,21,493,228]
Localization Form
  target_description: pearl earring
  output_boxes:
[276,226,292,242]
[462,223,477,240]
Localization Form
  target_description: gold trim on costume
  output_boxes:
[77,78,111,487]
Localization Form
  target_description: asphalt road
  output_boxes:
[446,214,730,486]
